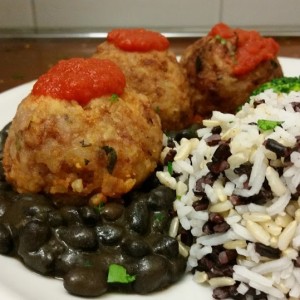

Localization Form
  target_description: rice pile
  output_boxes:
[157,87,300,299]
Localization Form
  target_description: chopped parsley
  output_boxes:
[107,264,136,283]
[109,94,119,103]
[154,211,165,222]
[215,34,227,45]
[167,161,173,175]
[257,119,283,131]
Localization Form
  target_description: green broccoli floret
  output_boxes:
[251,76,300,96]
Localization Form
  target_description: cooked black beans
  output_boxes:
[192,196,209,211]
[0,182,185,297]
[255,242,281,259]
[95,224,123,246]
[0,223,13,254]
[100,202,124,221]
[18,220,51,253]
[122,236,151,258]
[264,138,291,158]
[133,254,170,294]
[167,124,202,142]
[0,123,186,297]
[127,201,150,234]
[59,225,98,250]
[64,267,108,297]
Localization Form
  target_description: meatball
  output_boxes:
[93,29,192,131]
[180,23,283,117]
[3,58,163,202]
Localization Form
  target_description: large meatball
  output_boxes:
[93,29,192,131]
[3,58,163,201]
[180,23,283,117]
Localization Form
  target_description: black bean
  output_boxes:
[25,205,52,222]
[0,223,13,254]
[79,206,99,226]
[194,172,217,195]
[55,252,86,275]
[64,267,107,297]
[230,194,251,206]
[167,124,202,142]
[234,162,252,176]
[59,225,98,250]
[192,196,209,211]
[213,284,239,299]
[205,134,222,146]
[264,138,291,158]
[207,265,233,278]
[167,137,176,148]
[21,246,55,274]
[179,229,194,247]
[255,242,281,259]
[133,255,170,294]
[60,207,82,225]
[101,202,124,221]
[127,201,150,234]
[168,256,187,283]
[122,236,151,258]
[213,222,230,233]
[163,149,177,165]
[152,236,179,259]
[209,212,225,223]
[207,160,230,174]
[218,249,237,265]
[95,224,123,246]
[211,126,222,135]
[147,185,175,211]
[48,210,64,227]
[212,143,231,162]
[18,220,51,253]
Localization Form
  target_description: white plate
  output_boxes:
[0,57,299,300]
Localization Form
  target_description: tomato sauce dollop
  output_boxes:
[107,28,170,52]
[209,23,280,76]
[32,58,126,105]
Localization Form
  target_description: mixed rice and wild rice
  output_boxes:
[157,83,300,299]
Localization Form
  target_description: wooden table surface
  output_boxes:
[0,36,300,93]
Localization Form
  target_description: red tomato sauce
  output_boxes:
[107,28,170,52]
[209,23,280,76]
[32,58,126,105]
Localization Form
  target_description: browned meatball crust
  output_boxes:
[3,89,163,201]
[180,35,283,117]
[93,42,192,131]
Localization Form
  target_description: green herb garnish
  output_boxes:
[257,119,283,131]
[167,161,173,175]
[94,202,105,213]
[102,145,117,174]
[154,211,165,222]
[109,94,119,103]
[215,34,227,45]
[107,264,136,283]
[252,77,300,96]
